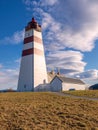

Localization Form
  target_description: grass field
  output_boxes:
[63,90,98,98]
[0,92,98,130]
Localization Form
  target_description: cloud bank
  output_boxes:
[22,0,98,82]
[74,69,98,79]
[42,0,98,52]
[46,50,86,73]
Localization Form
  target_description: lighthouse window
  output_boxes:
[24,85,26,88]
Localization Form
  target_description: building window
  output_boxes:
[43,79,46,84]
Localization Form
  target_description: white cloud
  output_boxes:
[55,0,98,44]
[0,60,20,90]
[84,78,98,86]
[40,0,58,6]
[74,69,98,86]
[74,69,98,79]
[23,0,58,7]
[0,30,24,45]
[43,1,98,52]
[22,0,32,6]
[0,68,19,90]
[46,50,86,73]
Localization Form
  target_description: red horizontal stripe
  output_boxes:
[34,36,42,44]
[34,48,43,56]
[22,48,33,56]
[24,36,33,43]
[24,36,42,44]
[22,48,43,57]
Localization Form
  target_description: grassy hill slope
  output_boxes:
[63,90,98,98]
[0,92,98,130]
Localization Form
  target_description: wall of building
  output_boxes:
[62,83,85,91]
[50,77,62,91]
[50,77,86,92]
[34,84,51,92]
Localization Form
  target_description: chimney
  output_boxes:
[50,70,55,75]
[57,68,60,75]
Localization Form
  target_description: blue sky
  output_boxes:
[0,0,98,90]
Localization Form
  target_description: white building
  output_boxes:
[34,73,86,92]
[50,75,86,91]
[17,18,48,92]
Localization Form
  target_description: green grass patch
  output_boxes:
[0,92,98,129]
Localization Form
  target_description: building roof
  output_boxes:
[51,75,85,85]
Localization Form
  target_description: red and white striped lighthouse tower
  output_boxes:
[17,18,48,91]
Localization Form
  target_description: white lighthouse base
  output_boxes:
[18,55,34,92]
[17,54,48,92]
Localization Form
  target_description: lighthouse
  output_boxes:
[17,18,48,92]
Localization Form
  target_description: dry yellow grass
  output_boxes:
[0,92,98,130]
[63,90,98,98]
